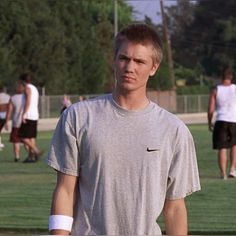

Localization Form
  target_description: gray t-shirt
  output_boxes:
[47,94,200,235]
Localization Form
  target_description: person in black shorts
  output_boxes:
[18,73,43,162]
[208,68,236,179]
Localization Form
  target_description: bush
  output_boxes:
[176,85,210,95]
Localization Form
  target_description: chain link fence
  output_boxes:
[39,94,209,118]
[176,94,209,114]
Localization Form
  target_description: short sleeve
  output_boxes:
[46,111,80,176]
[166,124,201,199]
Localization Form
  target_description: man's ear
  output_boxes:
[149,63,160,77]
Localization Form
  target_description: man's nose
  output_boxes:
[125,60,135,72]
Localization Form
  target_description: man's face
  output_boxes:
[225,73,233,81]
[114,41,159,94]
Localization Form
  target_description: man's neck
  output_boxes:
[112,91,149,111]
[221,79,232,86]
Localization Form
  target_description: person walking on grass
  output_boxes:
[18,73,43,163]
[0,84,10,151]
[5,82,29,162]
[208,67,236,180]
[47,23,201,235]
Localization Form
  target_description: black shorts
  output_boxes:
[19,119,38,139]
[213,121,236,149]
[0,118,6,132]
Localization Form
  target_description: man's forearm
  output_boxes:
[208,112,212,125]
[49,173,77,235]
[23,100,30,116]
[50,189,74,235]
[163,199,188,236]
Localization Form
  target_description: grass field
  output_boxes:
[0,124,236,235]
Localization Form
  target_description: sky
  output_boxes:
[127,0,176,24]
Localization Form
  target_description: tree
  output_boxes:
[166,0,236,78]
[0,0,132,94]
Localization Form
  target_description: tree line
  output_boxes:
[166,0,236,89]
[0,0,235,95]
[0,0,131,94]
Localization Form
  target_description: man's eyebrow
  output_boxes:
[118,53,147,63]
[118,53,129,58]
[134,58,147,63]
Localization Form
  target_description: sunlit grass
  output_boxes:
[0,126,236,234]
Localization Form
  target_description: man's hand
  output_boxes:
[208,123,214,132]
[4,121,9,131]
[22,113,27,124]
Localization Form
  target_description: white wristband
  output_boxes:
[49,215,73,232]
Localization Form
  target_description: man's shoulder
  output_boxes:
[153,103,183,123]
[0,92,10,102]
[11,93,23,101]
[151,103,187,132]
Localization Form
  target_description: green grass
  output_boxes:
[185,125,236,234]
[0,131,55,234]
[0,125,236,235]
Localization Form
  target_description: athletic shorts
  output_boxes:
[0,118,6,132]
[213,121,236,149]
[19,119,38,138]
[10,127,22,143]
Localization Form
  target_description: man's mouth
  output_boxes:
[122,75,135,82]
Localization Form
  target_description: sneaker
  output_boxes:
[35,150,44,161]
[14,157,20,162]
[220,175,227,180]
[228,170,236,178]
[0,143,4,148]
[23,157,36,163]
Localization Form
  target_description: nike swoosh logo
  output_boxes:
[146,148,159,152]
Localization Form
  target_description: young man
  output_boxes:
[0,84,10,150]
[18,73,43,162]
[208,68,236,179]
[5,82,28,162]
[47,23,200,235]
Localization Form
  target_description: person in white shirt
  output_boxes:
[0,84,10,150]
[18,73,43,163]
[208,68,236,179]
[5,82,29,162]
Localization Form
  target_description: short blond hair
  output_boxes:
[114,23,163,64]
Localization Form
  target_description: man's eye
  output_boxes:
[136,60,145,64]
[119,56,127,61]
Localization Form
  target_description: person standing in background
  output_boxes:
[60,94,72,114]
[18,73,43,163]
[5,82,29,162]
[0,84,10,151]
[208,68,236,179]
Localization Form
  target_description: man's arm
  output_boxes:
[22,85,31,123]
[163,198,187,236]
[5,100,13,131]
[50,171,78,235]
[208,88,216,131]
